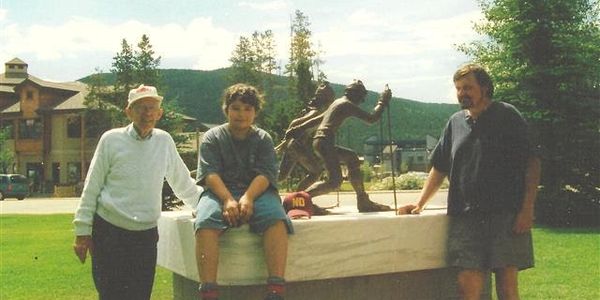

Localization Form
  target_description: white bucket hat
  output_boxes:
[127,84,163,107]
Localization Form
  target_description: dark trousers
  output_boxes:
[92,215,159,300]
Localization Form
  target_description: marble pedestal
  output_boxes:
[157,207,490,300]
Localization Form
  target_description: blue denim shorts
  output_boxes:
[194,188,294,234]
[447,212,534,271]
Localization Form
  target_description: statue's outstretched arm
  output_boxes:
[354,85,392,124]
[285,113,325,139]
[287,109,320,129]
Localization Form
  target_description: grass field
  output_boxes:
[0,214,172,300]
[1,214,598,299]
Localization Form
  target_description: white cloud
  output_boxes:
[0,1,482,103]
[1,16,237,76]
[310,9,481,102]
[238,1,289,11]
[316,10,481,58]
[141,18,237,70]
[412,11,483,49]
[347,8,386,27]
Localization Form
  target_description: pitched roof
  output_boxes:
[17,76,83,92]
[1,76,90,114]
[53,87,89,111]
[6,58,27,65]
[1,101,21,113]
[0,85,14,93]
[0,73,27,86]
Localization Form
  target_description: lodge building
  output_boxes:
[0,58,98,193]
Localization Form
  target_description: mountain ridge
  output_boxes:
[80,68,459,153]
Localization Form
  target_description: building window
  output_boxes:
[67,116,82,138]
[67,162,81,184]
[26,91,33,100]
[19,119,42,139]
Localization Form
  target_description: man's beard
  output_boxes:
[459,97,473,109]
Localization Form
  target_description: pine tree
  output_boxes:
[110,39,136,108]
[459,0,600,226]
[135,34,162,87]
[85,35,186,143]
[286,10,318,103]
[229,30,278,91]
[0,127,14,173]
[229,35,262,87]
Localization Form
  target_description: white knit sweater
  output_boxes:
[73,124,202,236]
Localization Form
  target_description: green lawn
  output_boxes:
[1,214,598,299]
[516,227,600,300]
[0,214,171,300]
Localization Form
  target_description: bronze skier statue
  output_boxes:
[277,82,335,191]
[285,80,392,214]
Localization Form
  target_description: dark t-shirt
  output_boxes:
[196,124,279,191]
[431,101,536,215]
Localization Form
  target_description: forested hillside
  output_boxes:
[81,68,459,153]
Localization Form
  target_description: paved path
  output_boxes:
[0,190,448,215]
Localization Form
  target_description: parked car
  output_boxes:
[0,174,30,200]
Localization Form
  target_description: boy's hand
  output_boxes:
[239,195,255,224]
[222,198,240,227]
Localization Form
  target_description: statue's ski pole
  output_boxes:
[385,84,398,214]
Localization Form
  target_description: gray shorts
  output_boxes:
[447,212,534,271]
[194,188,294,234]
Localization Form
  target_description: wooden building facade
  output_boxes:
[1,58,99,193]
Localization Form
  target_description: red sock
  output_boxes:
[267,283,285,296]
[199,287,219,300]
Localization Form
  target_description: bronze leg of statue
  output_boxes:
[294,142,324,192]
[277,151,296,182]
[296,173,320,192]
[304,137,343,215]
[336,146,391,212]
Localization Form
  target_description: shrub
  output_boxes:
[371,172,449,191]
[360,162,373,182]
[535,186,600,227]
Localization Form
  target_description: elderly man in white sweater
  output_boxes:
[73,84,203,300]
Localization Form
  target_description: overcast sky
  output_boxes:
[0,0,484,103]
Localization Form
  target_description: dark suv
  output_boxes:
[0,174,30,200]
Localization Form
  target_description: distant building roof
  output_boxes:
[0,85,14,93]
[382,145,398,154]
[0,73,28,86]
[53,88,89,111]
[15,76,84,93]
[6,57,27,65]
[1,58,92,115]
[0,58,204,124]
[1,101,20,113]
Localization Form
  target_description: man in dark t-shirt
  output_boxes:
[399,64,541,300]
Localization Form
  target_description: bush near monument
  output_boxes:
[370,172,449,191]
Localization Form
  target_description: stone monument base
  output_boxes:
[157,207,490,300]
[172,268,469,300]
